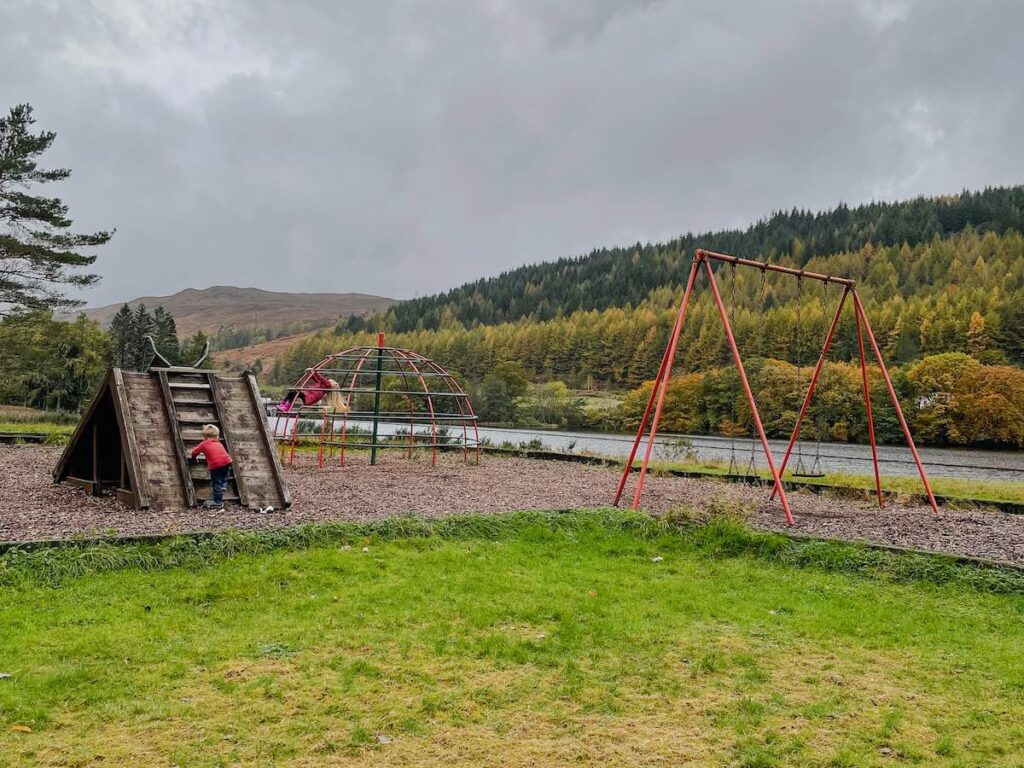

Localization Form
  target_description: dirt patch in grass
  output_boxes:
[5,445,1024,567]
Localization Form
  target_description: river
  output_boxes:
[269,413,1024,483]
[474,426,1024,483]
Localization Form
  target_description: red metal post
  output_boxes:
[327,411,337,461]
[340,348,373,466]
[852,290,939,514]
[287,410,301,466]
[630,256,703,509]
[703,258,794,525]
[401,353,439,467]
[420,356,477,464]
[855,304,884,507]
[383,349,417,459]
[771,286,850,500]
[317,411,329,466]
[613,269,693,506]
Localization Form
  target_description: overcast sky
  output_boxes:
[2,0,1022,306]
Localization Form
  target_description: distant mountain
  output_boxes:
[75,286,397,337]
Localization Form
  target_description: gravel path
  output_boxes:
[4,446,1023,566]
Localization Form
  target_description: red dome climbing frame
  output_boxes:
[274,335,481,467]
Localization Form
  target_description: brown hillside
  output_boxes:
[214,329,322,372]
[74,286,396,336]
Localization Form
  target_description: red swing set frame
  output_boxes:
[613,249,939,524]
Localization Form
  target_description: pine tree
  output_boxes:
[180,331,211,368]
[108,304,133,368]
[0,104,112,315]
[129,303,154,371]
[152,306,180,364]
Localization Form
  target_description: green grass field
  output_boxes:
[2,511,1023,767]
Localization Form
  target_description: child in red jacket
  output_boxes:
[190,424,233,509]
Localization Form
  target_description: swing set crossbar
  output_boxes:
[613,249,940,524]
[698,249,856,287]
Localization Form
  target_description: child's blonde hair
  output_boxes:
[201,424,220,439]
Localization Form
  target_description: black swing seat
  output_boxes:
[791,470,826,478]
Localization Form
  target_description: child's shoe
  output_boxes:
[202,500,224,510]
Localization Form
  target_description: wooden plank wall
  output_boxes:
[121,373,189,510]
[216,376,288,509]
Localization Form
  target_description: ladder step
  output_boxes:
[177,416,220,424]
[169,382,211,390]
[173,398,214,406]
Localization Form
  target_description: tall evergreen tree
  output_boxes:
[108,303,133,368]
[180,330,211,368]
[129,303,154,371]
[0,104,113,315]
[152,305,180,364]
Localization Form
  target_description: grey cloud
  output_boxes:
[1,0,1022,306]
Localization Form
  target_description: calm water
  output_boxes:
[269,414,1024,482]
[474,426,1024,483]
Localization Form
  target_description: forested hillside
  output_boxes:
[354,187,1024,333]
[280,229,1024,388]
[270,192,1024,448]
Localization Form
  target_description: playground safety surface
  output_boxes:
[3,445,1023,567]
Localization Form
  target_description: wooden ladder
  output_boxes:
[157,369,247,507]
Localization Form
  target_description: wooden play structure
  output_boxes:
[55,352,289,510]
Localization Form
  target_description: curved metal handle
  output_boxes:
[190,340,211,368]
[144,335,172,370]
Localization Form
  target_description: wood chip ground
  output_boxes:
[3,446,1023,567]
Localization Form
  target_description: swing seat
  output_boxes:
[791,470,826,478]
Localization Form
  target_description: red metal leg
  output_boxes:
[287,411,301,466]
[317,411,328,466]
[704,259,794,525]
[631,257,702,509]
[855,304,884,507]
[613,274,691,506]
[403,355,438,467]
[422,357,478,464]
[341,349,373,465]
[771,286,850,500]
[328,412,337,460]
[852,291,939,514]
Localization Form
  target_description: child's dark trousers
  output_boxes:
[210,466,231,504]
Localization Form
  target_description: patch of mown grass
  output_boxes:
[3,510,1024,766]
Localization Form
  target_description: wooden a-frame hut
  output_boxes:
[54,364,290,511]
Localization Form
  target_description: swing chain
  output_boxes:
[745,267,768,479]
[727,262,740,476]
[793,276,808,475]
[810,281,831,475]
